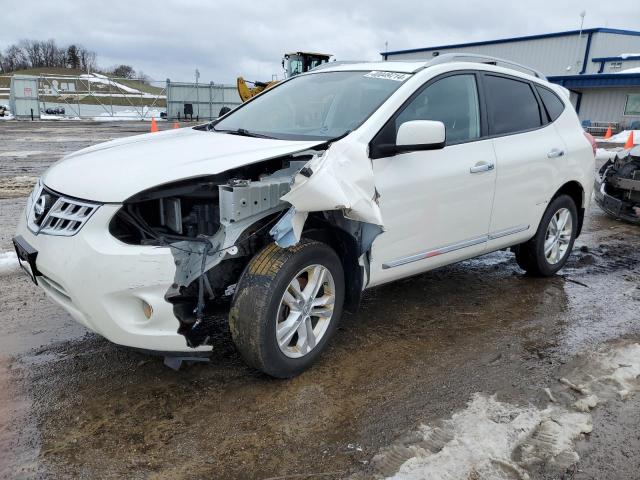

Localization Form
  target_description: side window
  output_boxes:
[535,85,565,122]
[484,75,542,135]
[395,74,481,144]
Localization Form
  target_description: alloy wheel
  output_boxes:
[276,264,336,358]
[544,207,573,265]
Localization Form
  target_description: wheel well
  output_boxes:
[552,181,585,236]
[300,216,364,314]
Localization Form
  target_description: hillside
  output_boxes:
[0,68,164,96]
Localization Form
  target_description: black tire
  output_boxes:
[229,239,344,378]
[515,194,578,277]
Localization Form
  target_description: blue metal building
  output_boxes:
[382,28,640,128]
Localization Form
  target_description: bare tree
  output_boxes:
[2,44,29,71]
[110,64,136,78]
[20,39,44,68]
[136,70,151,85]
[41,39,61,67]
[77,45,97,73]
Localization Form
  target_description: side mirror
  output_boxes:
[396,120,446,152]
[369,120,447,159]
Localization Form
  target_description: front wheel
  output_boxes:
[514,194,578,277]
[229,240,344,378]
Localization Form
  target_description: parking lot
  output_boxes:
[1,121,640,479]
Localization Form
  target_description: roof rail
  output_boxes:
[310,60,368,71]
[424,53,547,80]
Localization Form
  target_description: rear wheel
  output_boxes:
[515,194,578,276]
[229,240,344,378]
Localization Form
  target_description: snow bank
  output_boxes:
[92,107,164,122]
[371,342,640,480]
[599,130,640,144]
[0,251,19,275]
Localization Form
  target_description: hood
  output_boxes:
[42,127,324,202]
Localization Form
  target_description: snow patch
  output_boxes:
[80,73,142,94]
[377,396,589,480]
[595,148,619,161]
[0,251,19,275]
[92,107,164,122]
[369,342,640,480]
[39,114,81,121]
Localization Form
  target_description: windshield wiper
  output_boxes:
[213,127,274,139]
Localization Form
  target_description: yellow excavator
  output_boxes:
[236,52,332,102]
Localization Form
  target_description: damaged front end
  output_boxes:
[595,145,640,224]
[109,140,384,348]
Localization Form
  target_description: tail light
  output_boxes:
[584,132,597,157]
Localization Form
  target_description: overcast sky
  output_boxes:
[1,0,639,84]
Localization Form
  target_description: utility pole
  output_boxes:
[195,68,200,120]
[567,11,587,73]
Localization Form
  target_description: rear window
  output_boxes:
[484,75,542,136]
[535,85,565,121]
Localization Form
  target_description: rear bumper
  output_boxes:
[15,203,211,353]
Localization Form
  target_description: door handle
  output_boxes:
[547,148,565,158]
[470,162,495,173]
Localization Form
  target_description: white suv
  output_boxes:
[14,55,595,377]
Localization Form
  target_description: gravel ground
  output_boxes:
[0,121,639,480]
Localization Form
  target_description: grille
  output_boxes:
[27,182,101,236]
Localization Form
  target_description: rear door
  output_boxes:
[369,72,497,286]
[482,73,567,250]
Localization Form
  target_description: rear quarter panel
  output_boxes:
[551,91,595,212]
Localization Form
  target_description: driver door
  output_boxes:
[368,72,497,286]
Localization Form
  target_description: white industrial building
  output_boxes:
[382,28,640,134]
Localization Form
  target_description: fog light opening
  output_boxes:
[142,300,153,319]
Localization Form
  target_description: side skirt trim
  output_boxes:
[381,224,529,270]
[488,224,530,240]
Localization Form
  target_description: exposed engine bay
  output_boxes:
[109,141,384,348]
[595,145,640,224]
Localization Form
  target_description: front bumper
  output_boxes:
[16,203,212,352]
[594,175,640,224]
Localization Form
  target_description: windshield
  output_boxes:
[214,71,411,140]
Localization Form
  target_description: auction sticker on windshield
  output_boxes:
[363,71,411,81]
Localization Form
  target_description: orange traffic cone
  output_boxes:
[173,122,180,129]
[624,131,634,149]
[604,125,612,139]
[150,117,159,133]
